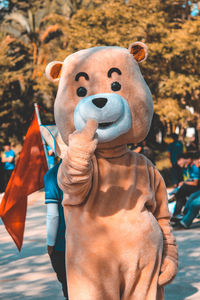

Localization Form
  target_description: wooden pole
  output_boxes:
[34,103,50,169]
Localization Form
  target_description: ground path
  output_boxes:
[0,191,200,299]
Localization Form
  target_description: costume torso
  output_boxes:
[61,147,168,300]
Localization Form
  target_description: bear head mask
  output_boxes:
[45,42,153,149]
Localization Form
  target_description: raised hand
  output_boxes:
[68,119,98,156]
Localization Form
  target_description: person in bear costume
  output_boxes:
[45,42,178,300]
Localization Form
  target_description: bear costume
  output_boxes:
[45,42,178,300]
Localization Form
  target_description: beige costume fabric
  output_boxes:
[45,43,178,300]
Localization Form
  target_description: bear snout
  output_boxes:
[92,98,108,108]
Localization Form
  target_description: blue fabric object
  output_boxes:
[183,164,200,182]
[184,2,199,16]
[181,191,200,227]
[183,190,200,214]
[4,149,15,170]
[44,162,65,251]
[188,164,200,180]
[47,144,55,168]
[191,4,199,16]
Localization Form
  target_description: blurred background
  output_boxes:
[0,0,200,185]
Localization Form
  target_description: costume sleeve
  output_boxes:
[44,165,62,246]
[46,203,59,246]
[57,121,97,206]
[57,146,94,206]
[153,168,178,267]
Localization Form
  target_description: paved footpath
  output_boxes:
[0,191,200,300]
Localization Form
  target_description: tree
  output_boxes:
[1,0,200,146]
[0,1,68,145]
[1,0,67,77]
[0,35,34,144]
[53,0,200,139]
[158,13,200,142]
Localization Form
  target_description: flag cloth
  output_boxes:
[0,112,48,251]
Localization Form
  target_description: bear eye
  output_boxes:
[77,87,87,97]
[111,81,121,91]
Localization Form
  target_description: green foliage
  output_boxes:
[0,35,34,145]
[0,0,200,146]
[0,1,68,145]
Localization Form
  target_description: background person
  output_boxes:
[168,133,183,186]
[169,152,191,197]
[172,152,200,220]
[44,160,68,300]
[1,141,15,191]
[0,156,4,193]
[173,190,200,229]
[168,153,186,198]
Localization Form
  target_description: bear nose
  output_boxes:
[92,98,108,108]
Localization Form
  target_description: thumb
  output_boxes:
[82,119,98,140]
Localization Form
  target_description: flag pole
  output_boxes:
[34,103,50,169]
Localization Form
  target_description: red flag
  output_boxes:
[0,112,48,251]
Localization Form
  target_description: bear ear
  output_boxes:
[45,61,63,82]
[128,42,148,63]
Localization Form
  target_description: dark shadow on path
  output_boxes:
[165,224,200,300]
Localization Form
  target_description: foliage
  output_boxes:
[56,0,200,128]
[0,35,33,145]
[0,0,68,145]
[0,0,200,146]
